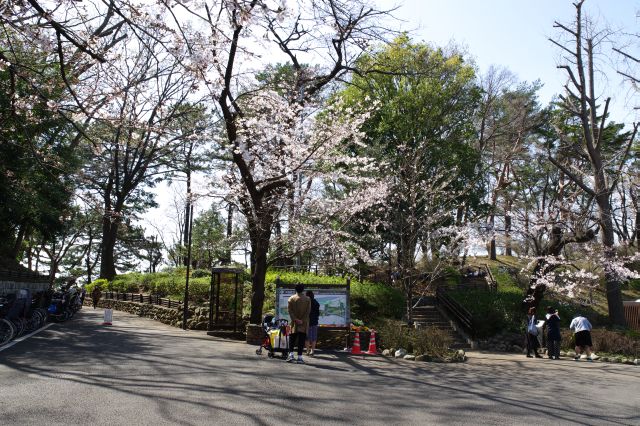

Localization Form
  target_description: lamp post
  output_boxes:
[182,204,194,330]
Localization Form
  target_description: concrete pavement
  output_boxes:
[0,308,638,425]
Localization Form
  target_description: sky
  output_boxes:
[384,0,640,122]
[145,0,640,268]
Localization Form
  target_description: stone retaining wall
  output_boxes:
[86,299,212,330]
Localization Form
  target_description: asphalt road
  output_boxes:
[0,309,638,425]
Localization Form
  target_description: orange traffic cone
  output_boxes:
[351,331,362,355]
[366,330,378,355]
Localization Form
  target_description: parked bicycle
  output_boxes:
[0,290,50,346]
[47,286,82,322]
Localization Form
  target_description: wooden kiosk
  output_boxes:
[207,266,244,338]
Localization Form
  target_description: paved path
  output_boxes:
[1,309,638,425]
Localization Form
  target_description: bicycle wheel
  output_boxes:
[24,316,38,333]
[35,308,48,327]
[0,318,16,344]
[11,318,26,337]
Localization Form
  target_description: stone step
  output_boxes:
[413,318,449,323]
[412,305,472,350]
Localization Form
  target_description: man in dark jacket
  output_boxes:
[545,306,561,360]
[305,290,320,356]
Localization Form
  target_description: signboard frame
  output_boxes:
[274,281,350,329]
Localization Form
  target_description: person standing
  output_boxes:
[526,307,542,358]
[287,283,311,364]
[570,314,593,361]
[545,307,561,360]
[91,286,102,309]
[305,290,320,356]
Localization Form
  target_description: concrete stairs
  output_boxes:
[412,297,471,350]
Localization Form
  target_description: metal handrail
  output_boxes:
[436,286,475,338]
[483,263,497,291]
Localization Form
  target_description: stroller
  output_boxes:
[255,314,290,359]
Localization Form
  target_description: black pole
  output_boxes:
[215,273,221,325]
[208,271,215,331]
[233,272,239,333]
[182,204,194,330]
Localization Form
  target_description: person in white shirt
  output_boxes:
[569,314,593,361]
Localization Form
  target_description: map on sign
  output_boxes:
[275,286,349,327]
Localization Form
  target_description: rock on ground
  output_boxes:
[395,348,407,358]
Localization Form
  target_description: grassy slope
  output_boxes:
[453,256,640,336]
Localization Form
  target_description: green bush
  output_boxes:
[191,269,211,278]
[99,269,403,321]
[263,270,404,320]
[85,278,108,294]
[377,319,413,351]
[560,328,640,357]
[449,287,523,338]
[412,327,452,358]
[101,270,238,305]
[376,319,453,357]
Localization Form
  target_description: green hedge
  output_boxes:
[86,269,403,322]
[449,287,523,338]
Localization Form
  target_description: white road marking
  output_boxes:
[0,323,55,353]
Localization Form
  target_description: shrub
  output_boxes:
[191,269,211,278]
[449,288,523,338]
[377,319,413,351]
[560,328,640,357]
[412,327,452,358]
[376,319,454,357]
[85,279,108,294]
[351,280,404,320]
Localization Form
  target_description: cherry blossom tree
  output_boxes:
[121,0,395,323]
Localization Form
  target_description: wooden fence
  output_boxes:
[100,291,183,310]
[624,301,640,331]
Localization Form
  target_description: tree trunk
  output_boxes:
[505,213,512,256]
[11,222,27,260]
[488,213,497,260]
[249,230,271,324]
[636,208,640,248]
[86,226,93,283]
[597,194,626,326]
[99,217,119,280]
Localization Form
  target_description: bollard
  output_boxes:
[102,308,113,326]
